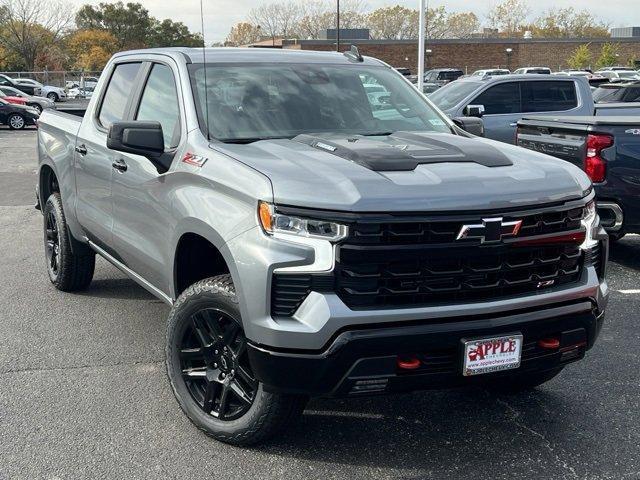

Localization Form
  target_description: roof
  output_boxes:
[112,47,387,66]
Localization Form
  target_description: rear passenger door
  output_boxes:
[75,61,143,249]
[110,61,184,296]
[468,82,522,143]
[520,80,579,117]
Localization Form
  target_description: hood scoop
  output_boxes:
[293,131,513,171]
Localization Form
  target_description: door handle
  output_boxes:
[75,144,87,155]
[112,158,128,173]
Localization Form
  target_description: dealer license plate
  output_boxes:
[462,334,523,376]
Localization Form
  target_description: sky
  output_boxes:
[70,0,640,43]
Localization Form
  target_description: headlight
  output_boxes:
[258,201,348,242]
[580,200,599,250]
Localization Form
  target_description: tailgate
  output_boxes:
[516,119,589,169]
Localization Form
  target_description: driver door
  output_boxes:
[466,82,522,143]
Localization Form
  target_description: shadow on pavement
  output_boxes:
[608,237,640,272]
[76,277,159,302]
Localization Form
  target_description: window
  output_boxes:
[188,64,451,143]
[623,87,640,102]
[98,62,141,128]
[471,82,521,114]
[136,64,181,148]
[521,81,577,112]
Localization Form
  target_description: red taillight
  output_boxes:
[584,133,613,183]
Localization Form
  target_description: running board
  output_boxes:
[86,239,174,306]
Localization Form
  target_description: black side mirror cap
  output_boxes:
[452,116,485,137]
[107,121,165,158]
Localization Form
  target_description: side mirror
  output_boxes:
[107,121,164,158]
[452,116,485,137]
[464,104,485,118]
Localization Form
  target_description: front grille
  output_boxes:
[336,243,582,310]
[348,205,583,245]
[270,202,588,317]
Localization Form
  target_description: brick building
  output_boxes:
[255,37,640,73]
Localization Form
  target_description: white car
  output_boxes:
[67,86,95,99]
[513,67,552,75]
[14,79,66,102]
[471,69,510,78]
[595,70,640,82]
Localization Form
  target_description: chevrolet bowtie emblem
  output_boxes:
[456,217,523,243]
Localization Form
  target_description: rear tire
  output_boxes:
[43,193,95,291]
[486,368,564,393]
[166,275,306,446]
[7,113,25,130]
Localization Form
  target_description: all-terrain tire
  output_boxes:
[43,193,95,291]
[166,275,306,446]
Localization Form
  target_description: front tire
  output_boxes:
[46,92,59,102]
[166,275,306,446]
[43,193,95,291]
[7,113,25,130]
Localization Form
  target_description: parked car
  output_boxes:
[36,47,608,445]
[38,85,67,102]
[67,85,95,99]
[13,78,44,96]
[471,69,510,78]
[65,76,99,90]
[421,68,464,94]
[394,67,412,78]
[0,98,39,129]
[429,74,640,143]
[592,81,640,103]
[0,90,27,106]
[0,86,55,113]
[554,70,608,86]
[0,74,37,95]
[595,70,640,83]
[517,116,640,241]
[606,66,636,71]
[513,67,552,75]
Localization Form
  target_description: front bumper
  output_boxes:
[248,301,605,397]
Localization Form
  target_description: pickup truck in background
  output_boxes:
[429,74,640,143]
[36,47,608,445]
[517,116,640,241]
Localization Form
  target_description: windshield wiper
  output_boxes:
[218,135,293,144]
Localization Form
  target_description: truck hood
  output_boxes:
[212,132,592,212]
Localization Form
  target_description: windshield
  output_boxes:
[188,64,452,143]
[429,81,481,110]
[618,71,640,80]
[593,86,621,103]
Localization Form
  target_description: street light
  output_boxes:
[505,47,513,70]
[418,0,426,91]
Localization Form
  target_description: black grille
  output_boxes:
[270,203,588,317]
[348,206,583,246]
[336,243,582,310]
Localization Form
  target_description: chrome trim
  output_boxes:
[596,202,623,231]
[86,239,174,305]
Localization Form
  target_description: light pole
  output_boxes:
[505,47,513,71]
[418,0,426,91]
[336,0,340,52]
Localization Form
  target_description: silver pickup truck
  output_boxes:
[36,48,609,445]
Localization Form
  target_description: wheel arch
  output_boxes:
[171,219,243,304]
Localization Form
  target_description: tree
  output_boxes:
[486,0,530,36]
[446,12,480,39]
[566,44,592,69]
[296,0,365,39]
[0,0,72,70]
[248,1,301,43]
[148,19,202,48]
[425,6,449,39]
[67,29,118,70]
[225,22,262,46]
[75,2,153,49]
[367,6,418,40]
[529,8,609,38]
[596,43,620,69]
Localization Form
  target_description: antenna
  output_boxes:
[199,0,210,141]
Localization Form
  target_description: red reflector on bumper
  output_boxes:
[397,356,421,370]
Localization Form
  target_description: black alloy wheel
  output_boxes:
[44,209,60,279]
[179,308,258,420]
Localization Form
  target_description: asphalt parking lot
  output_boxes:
[0,128,639,480]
